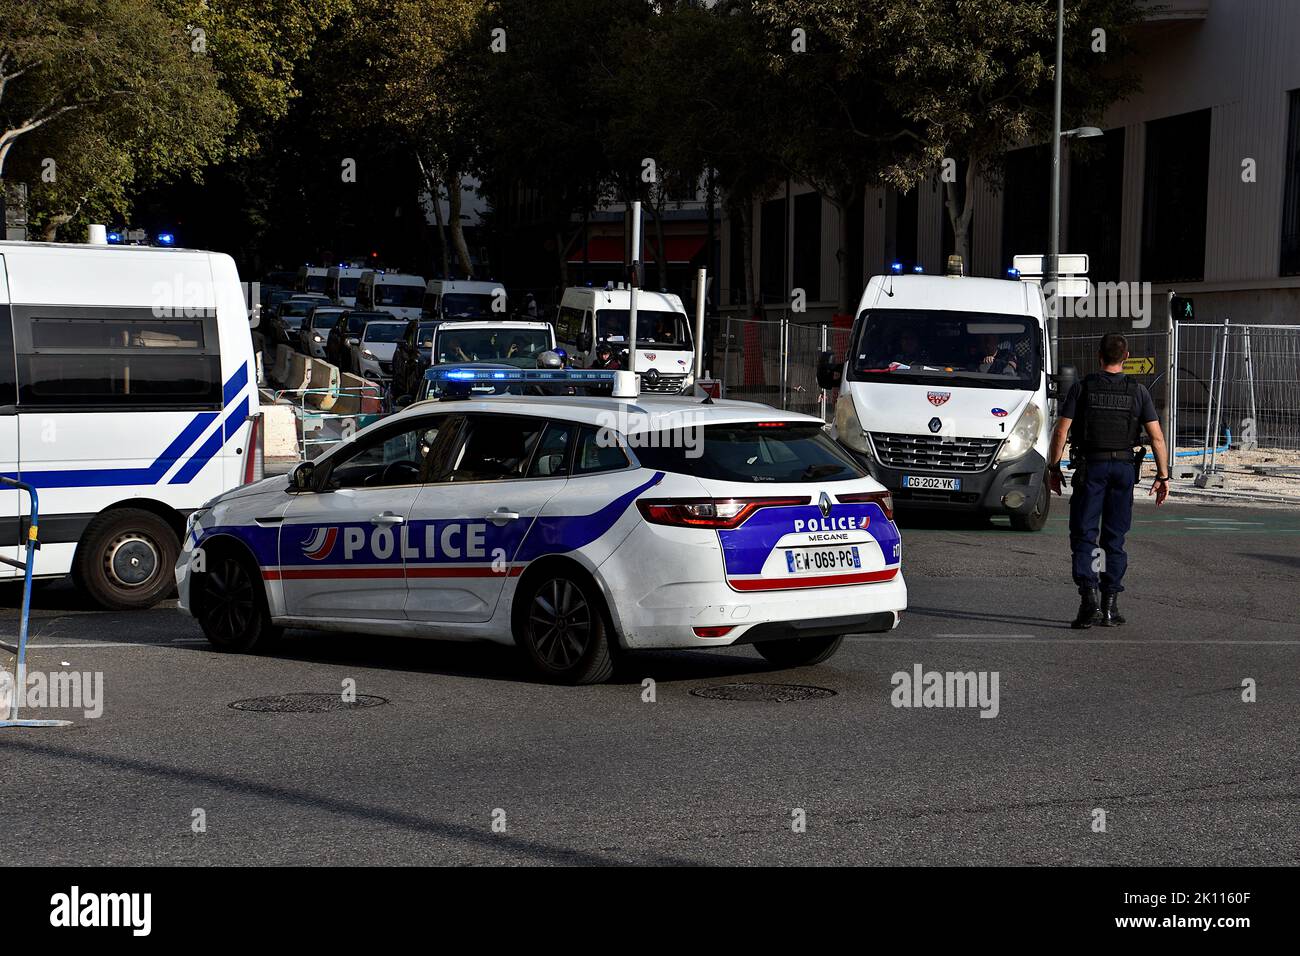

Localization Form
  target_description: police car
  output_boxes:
[176,369,906,683]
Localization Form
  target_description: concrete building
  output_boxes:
[721,0,1300,327]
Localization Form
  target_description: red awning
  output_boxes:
[567,235,705,265]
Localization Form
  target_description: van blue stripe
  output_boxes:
[1,362,249,490]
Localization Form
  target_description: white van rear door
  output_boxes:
[0,255,20,578]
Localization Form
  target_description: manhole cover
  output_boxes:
[229,693,388,714]
[690,682,836,702]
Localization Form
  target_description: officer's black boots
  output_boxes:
[1098,592,1126,626]
[1072,588,1101,629]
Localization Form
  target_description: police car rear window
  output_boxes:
[635,423,865,483]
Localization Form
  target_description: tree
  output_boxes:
[788,0,1143,267]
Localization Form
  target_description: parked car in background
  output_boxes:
[325,310,389,370]
[272,294,329,347]
[349,319,406,380]
[390,319,439,405]
[298,305,346,358]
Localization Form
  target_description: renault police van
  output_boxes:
[555,285,696,394]
[1,239,261,608]
[177,368,904,684]
[326,266,365,307]
[357,270,426,322]
[820,267,1071,531]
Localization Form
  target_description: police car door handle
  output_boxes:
[370,511,405,526]
[486,508,520,524]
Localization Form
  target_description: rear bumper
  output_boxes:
[851,446,1047,515]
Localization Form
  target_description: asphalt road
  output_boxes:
[2,496,1297,866]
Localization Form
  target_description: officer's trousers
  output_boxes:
[1069,458,1137,594]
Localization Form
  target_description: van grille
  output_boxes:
[869,432,1002,473]
[641,373,686,394]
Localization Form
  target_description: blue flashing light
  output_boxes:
[426,367,618,387]
[1006,267,1021,279]
[157,232,175,246]
[890,261,904,274]
[912,264,924,274]
[107,232,123,244]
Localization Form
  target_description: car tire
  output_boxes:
[195,552,282,653]
[516,573,614,685]
[755,634,845,668]
[73,508,180,610]
[1010,478,1051,532]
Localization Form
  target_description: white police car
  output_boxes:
[176,369,906,683]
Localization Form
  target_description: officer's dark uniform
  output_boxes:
[1059,371,1158,627]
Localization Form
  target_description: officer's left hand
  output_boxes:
[1150,478,1169,506]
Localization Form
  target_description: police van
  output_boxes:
[1,239,261,608]
[326,266,365,307]
[820,266,1072,531]
[554,285,696,394]
[295,266,329,296]
[177,368,904,684]
[357,270,426,322]
[423,279,507,320]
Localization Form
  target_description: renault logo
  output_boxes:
[818,491,832,518]
[928,417,943,433]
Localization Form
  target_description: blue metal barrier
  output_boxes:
[0,477,72,728]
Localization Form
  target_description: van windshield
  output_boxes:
[596,309,692,349]
[434,327,551,366]
[848,309,1041,390]
[335,277,359,297]
[441,292,499,318]
[302,274,328,293]
[375,284,424,307]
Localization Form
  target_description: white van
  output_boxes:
[423,279,507,319]
[295,266,329,296]
[0,240,262,606]
[554,286,696,394]
[326,266,364,307]
[357,270,426,322]
[820,271,1072,531]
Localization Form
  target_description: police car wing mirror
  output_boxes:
[290,460,317,492]
[816,351,842,391]
[1050,364,1079,400]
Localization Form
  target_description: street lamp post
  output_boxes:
[1047,0,1065,374]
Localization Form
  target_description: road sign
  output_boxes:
[1019,275,1091,298]
[1123,356,1156,375]
[1013,253,1089,276]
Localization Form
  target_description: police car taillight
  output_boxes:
[637,496,809,529]
[837,490,893,520]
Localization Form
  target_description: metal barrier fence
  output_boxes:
[271,385,385,459]
[713,315,833,419]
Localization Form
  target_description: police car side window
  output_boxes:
[326,418,445,489]
[442,415,546,482]
[574,425,629,475]
[525,422,574,478]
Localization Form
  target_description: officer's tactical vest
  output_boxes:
[1075,373,1141,452]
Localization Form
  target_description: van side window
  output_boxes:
[0,310,15,409]
[13,306,222,409]
[556,306,583,342]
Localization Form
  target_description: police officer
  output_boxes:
[1047,333,1170,629]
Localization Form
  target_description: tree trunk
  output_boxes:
[41,213,73,241]
[446,172,474,277]
[739,197,757,317]
[416,153,451,280]
[943,158,977,268]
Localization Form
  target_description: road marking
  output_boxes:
[860,635,1300,646]
[0,638,207,649]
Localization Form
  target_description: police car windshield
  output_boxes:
[596,310,691,349]
[849,309,1040,389]
[433,327,550,366]
[441,293,498,318]
[635,423,865,483]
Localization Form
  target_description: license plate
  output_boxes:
[785,545,861,574]
[903,475,961,491]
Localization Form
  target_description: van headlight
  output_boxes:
[834,395,871,455]
[996,402,1042,462]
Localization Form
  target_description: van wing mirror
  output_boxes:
[1050,364,1079,400]
[576,332,592,352]
[816,351,843,390]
